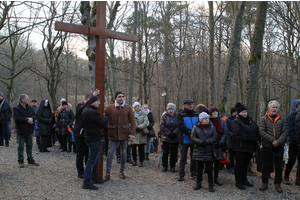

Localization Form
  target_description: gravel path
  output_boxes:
[0,133,299,200]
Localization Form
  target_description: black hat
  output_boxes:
[235,102,247,114]
[32,99,37,102]
[230,107,237,115]
[115,91,124,99]
[87,95,99,105]
[61,101,68,106]
[183,99,194,104]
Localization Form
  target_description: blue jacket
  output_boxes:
[286,99,300,144]
[177,108,198,144]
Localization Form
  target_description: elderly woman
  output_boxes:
[142,104,155,160]
[208,106,227,186]
[129,102,149,167]
[191,112,218,192]
[232,102,259,190]
[160,103,179,172]
[37,99,54,152]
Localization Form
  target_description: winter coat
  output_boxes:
[147,111,155,137]
[56,106,74,135]
[129,110,148,145]
[286,99,300,144]
[177,108,199,144]
[225,115,235,149]
[37,100,54,136]
[82,104,107,142]
[191,122,218,161]
[73,102,86,138]
[294,108,300,145]
[160,111,179,143]
[210,117,227,160]
[232,116,260,152]
[0,99,11,121]
[259,112,288,149]
[13,103,36,135]
[105,103,135,141]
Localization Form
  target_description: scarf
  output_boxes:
[210,117,223,140]
[135,110,142,117]
[238,115,251,125]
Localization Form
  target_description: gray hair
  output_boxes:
[268,100,280,108]
[19,94,28,102]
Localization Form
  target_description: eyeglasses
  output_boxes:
[118,96,125,98]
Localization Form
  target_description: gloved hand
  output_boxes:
[202,140,208,147]
[215,142,222,148]
[136,127,140,132]
[169,132,176,138]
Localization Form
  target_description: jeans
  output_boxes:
[18,134,33,161]
[261,147,283,184]
[162,142,178,168]
[234,151,253,184]
[284,143,299,181]
[145,137,153,153]
[84,140,102,185]
[52,131,57,146]
[179,144,197,178]
[116,141,132,161]
[7,121,11,141]
[0,120,9,146]
[75,136,89,175]
[106,140,128,175]
[131,144,145,162]
[197,160,213,184]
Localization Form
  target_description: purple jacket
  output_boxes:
[160,112,179,143]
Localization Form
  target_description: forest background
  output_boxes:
[1,1,299,123]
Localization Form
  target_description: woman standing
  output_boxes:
[232,102,259,190]
[129,102,149,167]
[142,104,155,160]
[208,106,227,186]
[160,103,179,172]
[37,99,54,152]
[191,112,218,192]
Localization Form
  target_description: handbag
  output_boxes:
[147,128,155,137]
[141,127,149,135]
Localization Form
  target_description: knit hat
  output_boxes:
[31,99,37,102]
[183,99,194,104]
[230,107,238,115]
[195,104,208,114]
[132,102,141,108]
[61,101,68,106]
[115,91,124,99]
[199,112,210,122]
[0,93,4,98]
[87,95,99,105]
[167,103,175,110]
[208,106,219,115]
[60,98,66,103]
[235,102,247,114]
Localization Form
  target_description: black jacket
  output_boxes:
[160,112,179,143]
[146,111,155,137]
[82,105,107,142]
[56,107,74,135]
[13,103,36,135]
[37,100,54,136]
[232,116,260,152]
[0,99,11,121]
[191,122,218,161]
[74,102,86,138]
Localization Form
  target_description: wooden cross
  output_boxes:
[55,1,138,180]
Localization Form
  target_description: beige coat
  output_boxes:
[129,110,149,145]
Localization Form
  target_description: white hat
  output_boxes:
[199,112,209,122]
[60,98,66,103]
[132,102,141,108]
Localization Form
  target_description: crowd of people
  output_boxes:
[0,91,300,193]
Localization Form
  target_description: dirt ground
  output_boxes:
[0,132,299,200]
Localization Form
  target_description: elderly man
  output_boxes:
[13,94,39,168]
[103,91,135,181]
[259,100,288,193]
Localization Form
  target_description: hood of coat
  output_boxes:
[291,99,300,113]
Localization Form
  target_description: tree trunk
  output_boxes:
[208,2,215,106]
[245,1,268,118]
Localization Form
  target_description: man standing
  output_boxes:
[259,100,288,193]
[177,99,198,181]
[0,93,10,147]
[284,99,300,185]
[81,95,107,190]
[13,94,39,168]
[31,99,39,114]
[103,91,135,181]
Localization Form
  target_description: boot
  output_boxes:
[18,160,24,168]
[146,153,149,160]
[259,183,268,191]
[162,167,167,172]
[132,161,136,166]
[139,162,143,167]
[28,158,39,166]
[214,178,222,186]
[275,184,283,193]
[209,184,215,192]
[193,182,202,190]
